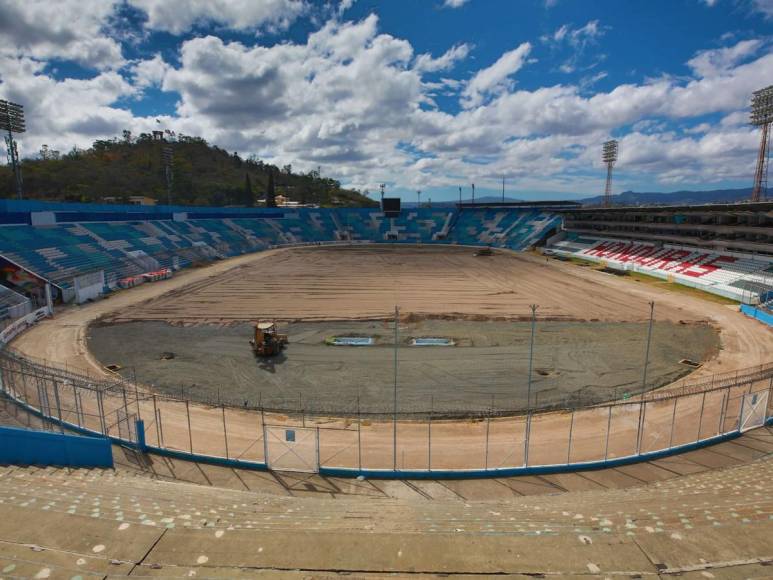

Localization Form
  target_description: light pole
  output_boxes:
[0,100,26,200]
[417,190,421,208]
[458,186,462,205]
[379,183,386,203]
[602,140,619,208]
[527,304,538,410]
[471,183,475,205]
[750,85,773,201]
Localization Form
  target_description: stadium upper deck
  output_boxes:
[559,201,773,256]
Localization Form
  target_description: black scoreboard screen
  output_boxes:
[382,197,401,216]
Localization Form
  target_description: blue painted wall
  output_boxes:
[0,425,113,468]
[740,304,773,328]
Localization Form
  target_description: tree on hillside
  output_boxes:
[241,173,254,207]
[266,169,276,208]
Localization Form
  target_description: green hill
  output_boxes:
[0,134,377,207]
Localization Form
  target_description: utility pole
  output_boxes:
[472,183,475,205]
[502,175,505,203]
[417,190,421,208]
[379,183,386,203]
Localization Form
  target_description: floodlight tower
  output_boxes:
[602,139,618,208]
[161,144,174,206]
[0,100,26,200]
[379,183,385,202]
[750,85,773,202]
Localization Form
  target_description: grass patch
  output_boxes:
[623,271,740,305]
[566,256,605,268]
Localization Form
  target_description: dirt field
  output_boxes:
[88,318,718,413]
[105,245,702,324]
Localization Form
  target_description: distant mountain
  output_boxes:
[580,187,754,207]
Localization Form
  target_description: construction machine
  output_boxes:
[250,321,288,357]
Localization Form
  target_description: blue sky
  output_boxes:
[0,0,772,201]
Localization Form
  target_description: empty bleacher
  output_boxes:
[549,234,773,302]
[0,205,561,301]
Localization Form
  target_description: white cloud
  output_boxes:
[414,43,471,73]
[0,0,124,69]
[703,0,773,17]
[461,42,532,108]
[753,0,773,17]
[0,55,139,156]
[1,9,769,196]
[687,39,764,77]
[127,0,307,35]
[130,54,170,88]
[443,0,470,7]
[542,20,606,74]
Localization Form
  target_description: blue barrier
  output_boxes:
[0,425,113,468]
[740,304,773,328]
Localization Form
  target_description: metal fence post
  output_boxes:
[393,305,399,472]
[635,401,646,455]
[222,405,229,459]
[484,416,490,470]
[357,416,362,471]
[97,389,106,436]
[641,301,655,391]
[566,410,575,464]
[668,398,678,449]
[185,400,193,453]
[74,386,82,428]
[52,379,64,433]
[157,409,165,447]
[527,305,538,410]
[603,405,613,460]
[524,412,532,467]
[767,376,773,422]
[719,389,729,434]
[153,395,160,446]
[696,391,706,443]
[262,421,269,466]
[428,397,432,471]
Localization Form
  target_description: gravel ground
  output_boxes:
[88,318,719,414]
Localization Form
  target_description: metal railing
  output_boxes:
[0,344,770,477]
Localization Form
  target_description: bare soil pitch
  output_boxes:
[89,246,719,413]
[105,245,703,324]
[88,318,718,413]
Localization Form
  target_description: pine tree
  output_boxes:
[266,169,276,208]
[243,173,254,206]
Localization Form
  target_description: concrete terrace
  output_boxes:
[0,401,771,578]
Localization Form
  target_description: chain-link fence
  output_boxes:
[0,344,770,476]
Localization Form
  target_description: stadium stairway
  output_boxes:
[0,427,771,576]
